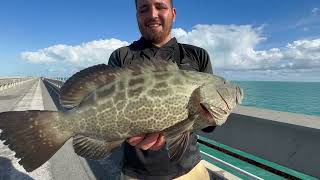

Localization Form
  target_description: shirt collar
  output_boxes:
[138,37,178,49]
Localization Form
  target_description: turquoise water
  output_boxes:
[234,81,320,117]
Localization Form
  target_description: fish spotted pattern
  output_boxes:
[0,60,243,172]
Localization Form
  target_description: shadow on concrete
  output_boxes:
[43,80,124,180]
[0,157,34,180]
[0,95,18,101]
[84,145,124,180]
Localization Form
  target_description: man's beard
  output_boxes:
[138,20,173,44]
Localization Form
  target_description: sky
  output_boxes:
[1,0,320,81]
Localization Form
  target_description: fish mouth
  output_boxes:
[200,103,214,122]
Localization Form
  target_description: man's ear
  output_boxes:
[172,8,177,22]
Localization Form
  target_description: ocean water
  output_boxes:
[234,81,320,117]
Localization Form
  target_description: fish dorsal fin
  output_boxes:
[60,60,179,108]
[126,59,179,73]
[72,135,124,159]
[59,64,118,108]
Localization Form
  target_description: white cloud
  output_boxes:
[20,24,320,81]
[312,8,319,15]
[173,25,320,73]
[286,39,320,61]
[21,51,58,63]
[21,38,129,66]
[173,25,266,70]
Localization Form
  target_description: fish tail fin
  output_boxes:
[0,110,73,172]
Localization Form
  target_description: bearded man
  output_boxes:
[108,0,215,179]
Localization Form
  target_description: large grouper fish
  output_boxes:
[0,60,243,172]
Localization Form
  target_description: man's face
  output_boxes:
[136,0,176,44]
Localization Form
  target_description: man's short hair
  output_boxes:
[134,0,173,9]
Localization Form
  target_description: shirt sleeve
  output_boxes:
[108,49,122,68]
[199,49,213,74]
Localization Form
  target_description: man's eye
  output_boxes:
[157,5,168,10]
[139,8,148,14]
[138,6,148,13]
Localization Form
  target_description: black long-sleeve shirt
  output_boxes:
[108,37,215,179]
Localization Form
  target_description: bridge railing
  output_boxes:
[42,78,64,89]
[0,78,34,91]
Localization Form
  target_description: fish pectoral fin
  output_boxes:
[166,132,190,162]
[72,135,124,159]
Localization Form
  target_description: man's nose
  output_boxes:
[149,6,159,18]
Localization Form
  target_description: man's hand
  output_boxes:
[127,132,166,151]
